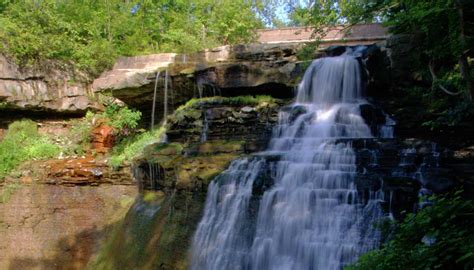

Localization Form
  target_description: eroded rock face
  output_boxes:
[91,125,115,153]
[7,156,134,186]
[92,44,304,121]
[0,184,136,270]
[0,152,136,269]
[0,54,100,114]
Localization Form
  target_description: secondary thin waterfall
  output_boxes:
[150,70,160,129]
[191,55,384,270]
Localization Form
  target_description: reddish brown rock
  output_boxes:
[12,156,133,186]
[91,125,115,153]
[0,184,137,270]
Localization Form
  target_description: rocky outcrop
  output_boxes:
[6,156,134,186]
[92,44,308,122]
[91,125,115,153]
[136,97,282,192]
[0,55,100,115]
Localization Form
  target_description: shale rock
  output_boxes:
[0,55,100,114]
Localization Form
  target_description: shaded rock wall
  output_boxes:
[0,154,136,269]
[0,184,137,270]
[0,55,100,115]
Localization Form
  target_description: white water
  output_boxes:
[163,68,169,125]
[151,71,161,129]
[191,56,384,270]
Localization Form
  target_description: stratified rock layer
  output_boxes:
[0,184,136,270]
[0,55,99,114]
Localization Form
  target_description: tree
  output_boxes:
[297,0,474,100]
[0,0,278,76]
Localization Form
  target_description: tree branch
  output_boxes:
[428,61,463,96]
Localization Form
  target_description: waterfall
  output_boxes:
[151,71,161,129]
[163,68,169,125]
[191,55,385,270]
[200,109,209,143]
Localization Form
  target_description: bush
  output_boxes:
[104,104,142,134]
[347,191,474,270]
[68,105,142,155]
[296,42,319,61]
[0,120,60,179]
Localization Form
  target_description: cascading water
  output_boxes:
[163,68,169,125]
[191,54,385,270]
[151,70,161,129]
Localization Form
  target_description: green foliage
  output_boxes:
[296,42,319,61]
[422,99,474,130]
[68,111,97,155]
[68,105,142,155]
[103,104,142,132]
[109,127,165,169]
[0,120,60,180]
[0,0,270,75]
[347,191,474,270]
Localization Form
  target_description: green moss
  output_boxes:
[173,95,275,113]
[89,192,206,270]
[0,182,21,203]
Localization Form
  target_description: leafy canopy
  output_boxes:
[0,0,274,76]
[347,191,474,270]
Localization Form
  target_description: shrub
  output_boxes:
[68,105,142,155]
[347,191,474,270]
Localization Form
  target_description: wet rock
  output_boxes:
[359,103,385,131]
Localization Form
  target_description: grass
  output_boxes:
[109,127,166,169]
[0,120,60,180]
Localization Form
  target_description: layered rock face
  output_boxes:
[0,184,136,270]
[0,55,99,115]
[0,155,136,269]
[92,44,306,123]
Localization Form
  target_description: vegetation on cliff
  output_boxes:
[68,103,142,154]
[347,191,474,270]
[291,0,474,130]
[0,0,277,76]
[0,120,60,180]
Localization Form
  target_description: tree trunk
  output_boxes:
[455,0,473,100]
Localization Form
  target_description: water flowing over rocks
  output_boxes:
[2,27,474,269]
[191,54,386,270]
